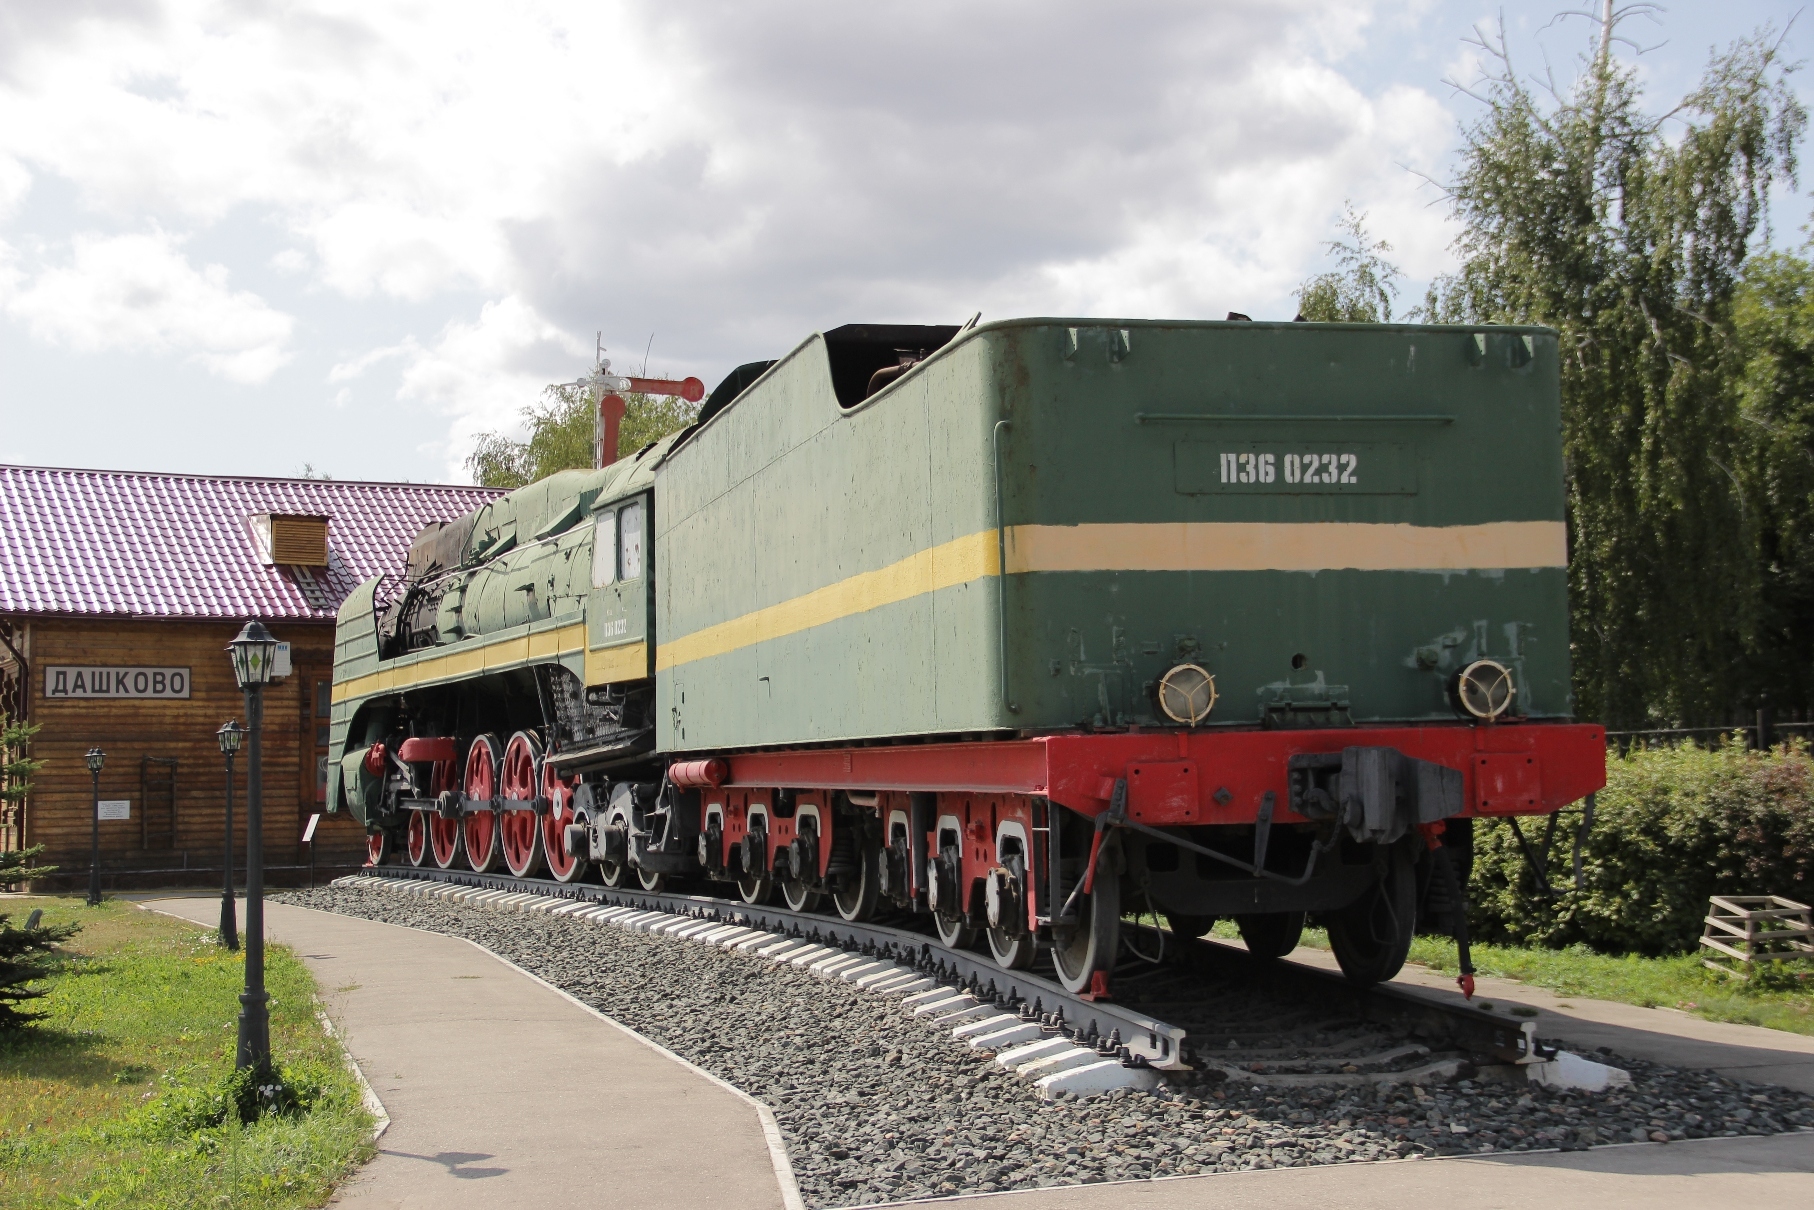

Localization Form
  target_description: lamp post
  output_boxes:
[217,720,244,951]
[227,620,279,1072]
[84,748,105,906]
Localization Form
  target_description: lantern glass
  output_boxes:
[84,747,105,773]
[217,720,245,755]
[227,620,279,688]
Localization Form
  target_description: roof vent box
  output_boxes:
[250,514,330,566]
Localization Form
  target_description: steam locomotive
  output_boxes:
[328,317,1605,994]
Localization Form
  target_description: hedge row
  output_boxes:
[1468,740,1814,955]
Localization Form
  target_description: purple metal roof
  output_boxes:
[0,465,503,621]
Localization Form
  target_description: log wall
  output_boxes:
[6,616,369,888]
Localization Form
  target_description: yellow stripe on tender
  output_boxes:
[334,623,646,704]
[1004,521,1568,573]
[655,530,1000,672]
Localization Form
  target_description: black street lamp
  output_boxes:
[217,720,244,952]
[84,748,105,906]
[227,620,280,1072]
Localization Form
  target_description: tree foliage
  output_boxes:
[466,383,701,490]
[1296,203,1403,322]
[1421,9,1806,726]
[2,712,43,883]
[1733,253,1814,714]
[2,712,40,814]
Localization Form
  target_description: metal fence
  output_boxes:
[1606,715,1814,755]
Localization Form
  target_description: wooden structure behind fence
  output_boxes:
[1699,895,1814,978]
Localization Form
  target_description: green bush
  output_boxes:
[1470,739,1814,955]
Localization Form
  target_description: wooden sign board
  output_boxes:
[45,667,192,699]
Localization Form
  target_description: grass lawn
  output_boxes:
[0,897,374,1210]
[1198,919,1814,1036]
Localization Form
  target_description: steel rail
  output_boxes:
[360,863,1539,1073]
[1159,930,1540,1067]
[366,862,1188,1068]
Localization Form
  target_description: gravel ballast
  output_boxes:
[278,884,1814,1208]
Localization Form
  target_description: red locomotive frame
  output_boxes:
[692,720,1607,926]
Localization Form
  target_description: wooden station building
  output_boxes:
[0,465,500,890]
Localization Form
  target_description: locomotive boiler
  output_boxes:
[327,318,1607,995]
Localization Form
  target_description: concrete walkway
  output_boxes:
[898,1131,1814,1210]
[134,893,1814,1210]
[143,896,795,1210]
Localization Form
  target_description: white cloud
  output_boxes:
[387,295,590,466]
[0,0,1498,474]
[0,230,293,382]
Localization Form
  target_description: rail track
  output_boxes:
[359,861,1538,1086]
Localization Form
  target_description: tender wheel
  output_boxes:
[405,811,429,866]
[781,877,823,912]
[365,830,392,866]
[637,868,666,892]
[831,839,881,923]
[933,913,977,950]
[987,927,1036,970]
[1236,911,1305,959]
[1051,864,1120,994]
[1326,848,1416,986]
[499,731,547,879]
[1166,913,1215,940]
[462,734,504,873]
[541,764,588,884]
[738,871,775,904]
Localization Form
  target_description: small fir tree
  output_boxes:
[1,715,77,1030]
[1,712,40,851]
[0,845,77,1030]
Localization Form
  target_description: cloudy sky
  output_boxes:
[1,1,1807,483]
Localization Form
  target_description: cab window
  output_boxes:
[619,501,644,581]
[591,513,617,587]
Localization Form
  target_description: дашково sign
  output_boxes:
[45,666,192,699]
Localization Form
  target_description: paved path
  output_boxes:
[900,1131,1814,1210]
[143,896,795,1210]
[136,893,1814,1209]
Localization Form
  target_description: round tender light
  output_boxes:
[1157,663,1218,725]
[1456,659,1516,720]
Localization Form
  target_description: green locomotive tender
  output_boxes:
[329,318,1606,995]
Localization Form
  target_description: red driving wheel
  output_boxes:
[541,761,587,883]
[405,809,428,866]
[463,734,503,873]
[429,754,462,867]
[366,830,389,866]
[499,731,546,878]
